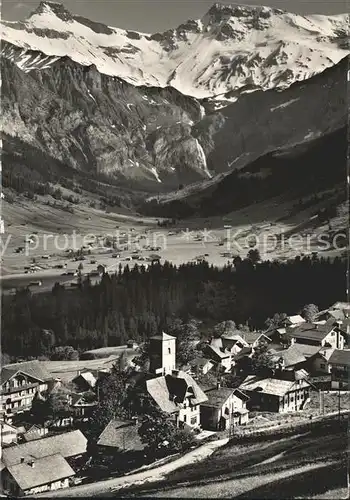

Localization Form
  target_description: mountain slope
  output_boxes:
[144,55,348,203]
[1,1,348,100]
[194,54,348,173]
[143,124,347,219]
[1,55,209,188]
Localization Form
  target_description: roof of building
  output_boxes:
[1,360,51,386]
[316,348,335,361]
[189,357,213,369]
[276,328,287,335]
[331,302,350,311]
[203,387,249,408]
[234,346,253,361]
[239,376,310,397]
[296,344,322,358]
[328,349,350,367]
[22,430,42,443]
[150,332,176,341]
[242,332,271,345]
[97,419,144,451]
[328,309,346,321]
[209,338,224,349]
[206,344,231,360]
[287,315,306,325]
[73,371,97,388]
[146,370,208,414]
[7,454,75,491]
[269,345,306,368]
[2,430,87,468]
[221,331,246,341]
[288,321,335,342]
[294,369,309,380]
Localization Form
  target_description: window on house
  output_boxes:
[320,363,326,369]
[191,416,197,425]
[168,348,171,354]
[183,415,187,422]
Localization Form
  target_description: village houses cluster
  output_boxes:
[1,301,349,496]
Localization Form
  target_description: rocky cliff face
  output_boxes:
[1,51,210,188]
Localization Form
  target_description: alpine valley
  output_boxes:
[0,1,348,233]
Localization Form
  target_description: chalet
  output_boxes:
[1,361,52,423]
[22,425,48,443]
[204,342,232,372]
[1,429,87,473]
[188,357,215,377]
[97,418,145,459]
[147,333,208,428]
[72,371,97,393]
[328,349,350,389]
[71,393,97,421]
[2,454,75,497]
[146,370,207,429]
[239,376,312,413]
[1,421,18,447]
[221,332,249,355]
[241,332,272,348]
[268,345,307,373]
[287,320,344,350]
[306,347,334,375]
[201,386,249,431]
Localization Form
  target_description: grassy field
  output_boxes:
[1,188,347,289]
[120,424,348,499]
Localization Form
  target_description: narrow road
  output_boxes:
[32,438,229,498]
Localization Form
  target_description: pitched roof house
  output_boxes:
[204,343,232,372]
[1,361,52,422]
[241,332,272,348]
[287,320,344,349]
[146,370,208,429]
[2,453,75,497]
[1,430,87,471]
[97,418,144,453]
[72,370,97,393]
[201,386,249,431]
[239,376,312,413]
[187,357,215,377]
[328,349,350,389]
[1,421,19,447]
[268,345,307,372]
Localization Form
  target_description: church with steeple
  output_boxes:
[146,332,208,429]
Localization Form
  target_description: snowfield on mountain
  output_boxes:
[1,1,349,101]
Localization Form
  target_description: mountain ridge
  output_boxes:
[1,1,348,100]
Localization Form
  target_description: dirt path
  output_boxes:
[32,438,229,498]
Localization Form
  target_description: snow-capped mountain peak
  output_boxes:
[28,1,74,20]
[1,2,348,99]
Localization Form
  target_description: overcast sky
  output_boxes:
[2,0,349,33]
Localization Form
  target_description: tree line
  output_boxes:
[2,256,346,359]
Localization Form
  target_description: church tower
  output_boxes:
[149,332,176,375]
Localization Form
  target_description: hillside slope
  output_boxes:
[122,424,348,499]
[1,56,209,188]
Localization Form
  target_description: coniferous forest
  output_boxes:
[1,256,346,359]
